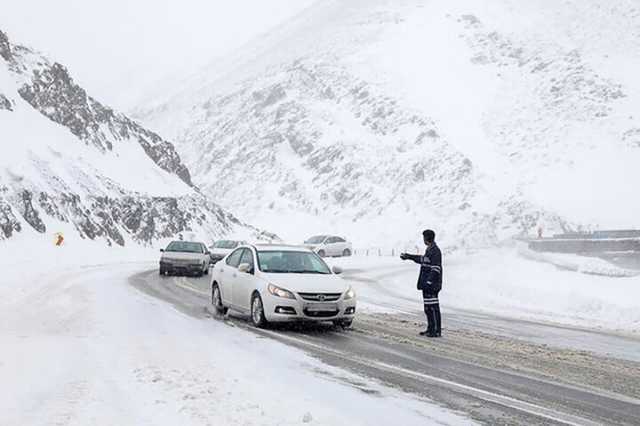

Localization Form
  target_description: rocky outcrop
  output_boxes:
[623,128,640,148]
[17,62,192,186]
[0,30,11,62]
[19,190,46,233]
[0,184,269,245]
[0,94,12,111]
[0,29,192,187]
[0,28,271,245]
[0,197,21,239]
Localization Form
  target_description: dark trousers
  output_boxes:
[422,288,441,335]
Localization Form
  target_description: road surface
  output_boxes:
[130,265,640,426]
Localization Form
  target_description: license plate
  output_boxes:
[305,303,338,312]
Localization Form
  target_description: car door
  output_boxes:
[232,248,257,311]
[335,237,347,254]
[199,243,209,269]
[325,236,339,256]
[220,248,243,305]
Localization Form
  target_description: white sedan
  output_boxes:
[210,244,356,328]
[304,235,352,257]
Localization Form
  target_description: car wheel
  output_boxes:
[212,284,228,315]
[159,267,165,275]
[250,293,268,328]
[342,248,352,257]
[204,266,209,275]
[317,250,326,257]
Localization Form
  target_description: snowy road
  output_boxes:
[1,261,471,426]
[130,265,640,426]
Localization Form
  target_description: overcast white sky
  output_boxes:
[0,0,316,110]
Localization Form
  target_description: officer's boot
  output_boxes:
[434,304,442,337]
[423,306,436,337]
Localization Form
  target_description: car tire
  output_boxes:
[250,293,268,328]
[159,267,165,276]
[204,266,209,275]
[317,250,326,257]
[342,248,352,257]
[212,284,228,315]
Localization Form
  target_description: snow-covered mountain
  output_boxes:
[136,0,640,247]
[0,29,270,246]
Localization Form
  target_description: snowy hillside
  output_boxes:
[136,0,640,247]
[0,29,268,245]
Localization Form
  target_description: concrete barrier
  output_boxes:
[528,238,640,254]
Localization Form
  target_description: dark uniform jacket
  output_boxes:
[406,243,442,292]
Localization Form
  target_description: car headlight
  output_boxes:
[267,284,295,299]
[344,286,356,300]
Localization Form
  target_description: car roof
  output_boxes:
[251,244,313,252]
[169,240,204,244]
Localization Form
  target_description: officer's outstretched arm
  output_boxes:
[404,253,422,264]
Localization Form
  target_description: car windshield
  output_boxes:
[304,236,327,244]
[213,240,238,249]
[165,241,202,253]
[257,251,331,274]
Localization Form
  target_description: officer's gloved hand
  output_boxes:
[400,253,409,260]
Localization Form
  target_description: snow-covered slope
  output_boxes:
[136,0,640,247]
[0,29,269,245]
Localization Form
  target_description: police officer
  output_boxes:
[400,229,442,337]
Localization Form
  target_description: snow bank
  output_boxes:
[518,246,639,278]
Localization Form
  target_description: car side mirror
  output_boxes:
[205,250,211,255]
[238,263,252,274]
[332,266,343,275]
[160,248,164,252]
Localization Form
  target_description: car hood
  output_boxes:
[210,248,233,256]
[161,252,202,261]
[262,273,348,293]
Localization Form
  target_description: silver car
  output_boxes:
[159,241,210,276]
[208,239,247,264]
[304,235,353,257]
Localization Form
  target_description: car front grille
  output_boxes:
[297,292,342,302]
[165,258,199,266]
[303,309,340,318]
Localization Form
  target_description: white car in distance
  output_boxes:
[210,245,356,328]
[304,235,352,257]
